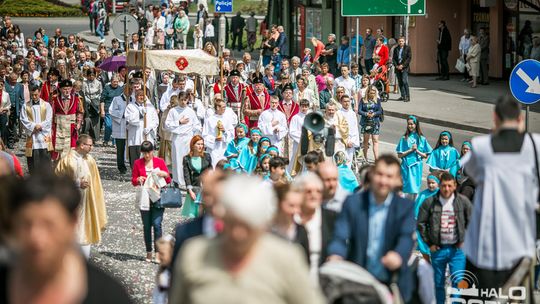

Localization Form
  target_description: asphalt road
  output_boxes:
[13,17,92,39]
[378,115,483,151]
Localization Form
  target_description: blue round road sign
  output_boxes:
[509,59,540,105]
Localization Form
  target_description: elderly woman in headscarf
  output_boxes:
[169,175,324,304]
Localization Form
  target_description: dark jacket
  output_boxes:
[392,45,412,71]
[182,153,212,188]
[272,223,310,264]
[262,75,277,95]
[172,215,204,270]
[319,207,337,266]
[0,261,132,304]
[262,37,276,57]
[417,192,472,247]
[457,176,475,201]
[438,26,452,51]
[327,191,416,302]
[231,15,245,33]
[294,223,310,263]
[358,99,383,126]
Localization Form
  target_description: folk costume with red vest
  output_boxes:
[223,70,245,116]
[243,77,270,129]
[51,80,84,160]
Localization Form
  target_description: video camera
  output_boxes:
[300,112,336,157]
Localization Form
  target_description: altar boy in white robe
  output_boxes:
[258,95,288,154]
[165,91,202,186]
[202,98,237,167]
[20,85,53,173]
[124,89,159,168]
[339,94,360,164]
[288,98,309,174]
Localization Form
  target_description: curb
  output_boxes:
[383,110,491,134]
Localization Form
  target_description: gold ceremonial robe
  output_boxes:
[56,149,107,245]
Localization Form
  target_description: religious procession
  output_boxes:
[0,0,540,303]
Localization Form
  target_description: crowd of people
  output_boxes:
[0,11,538,304]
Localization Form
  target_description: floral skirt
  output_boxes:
[361,122,380,135]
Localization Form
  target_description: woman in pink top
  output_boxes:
[131,141,172,263]
[311,37,325,62]
[315,62,334,92]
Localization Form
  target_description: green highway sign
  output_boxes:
[342,0,426,16]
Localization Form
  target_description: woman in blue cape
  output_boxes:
[224,124,250,170]
[396,115,433,199]
[415,174,441,258]
[238,130,266,174]
[333,151,359,193]
[426,131,461,177]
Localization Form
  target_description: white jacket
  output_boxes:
[109,94,130,139]
[124,100,159,146]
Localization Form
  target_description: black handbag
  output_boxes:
[157,184,183,208]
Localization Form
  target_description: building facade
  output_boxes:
[267,0,540,78]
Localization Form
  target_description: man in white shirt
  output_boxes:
[202,99,236,167]
[124,89,159,168]
[334,65,356,97]
[288,98,309,175]
[258,96,288,154]
[109,82,132,174]
[458,29,472,81]
[339,94,360,164]
[204,19,215,47]
[20,85,53,173]
[165,92,202,186]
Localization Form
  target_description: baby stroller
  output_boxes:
[370,63,391,102]
[319,260,402,304]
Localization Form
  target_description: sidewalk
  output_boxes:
[384,76,540,133]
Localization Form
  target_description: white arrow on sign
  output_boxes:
[408,0,419,14]
[516,68,540,95]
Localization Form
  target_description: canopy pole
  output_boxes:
[141,36,147,141]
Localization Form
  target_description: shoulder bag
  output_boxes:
[157,184,183,208]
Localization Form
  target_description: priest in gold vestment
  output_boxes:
[55,134,107,258]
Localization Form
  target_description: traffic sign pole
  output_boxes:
[509,59,540,132]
